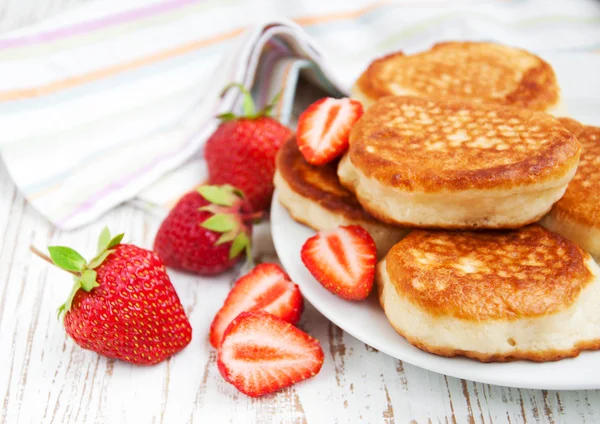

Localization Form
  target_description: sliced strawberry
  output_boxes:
[301,225,376,300]
[209,263,303,348]
[297,97,363,165]
[217,311,324,397]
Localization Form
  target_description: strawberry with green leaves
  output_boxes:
[32,228,192,365]
[153,184,258,275]
[205,83,292,212]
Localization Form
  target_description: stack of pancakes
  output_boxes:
[275,41,600,362]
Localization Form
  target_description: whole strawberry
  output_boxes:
[153,184,256,275]
[33,228,192,365]
[205,83,292,212]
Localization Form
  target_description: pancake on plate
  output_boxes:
[353,41,565,115]
[377,225,600,362]
[541,118,600,259]
[274,137,407,258]
[338,96,580,229]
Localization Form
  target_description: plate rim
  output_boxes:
[271,191,600,391]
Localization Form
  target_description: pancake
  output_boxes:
[377,225,600,362]
[338,96,580,229]
[541,118,600,258]
[274,138,407,258]
[353,41,565,114]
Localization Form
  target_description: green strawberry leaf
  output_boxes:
[57,279,82,320]
[80,269,99,292]
[220,82,256,117]
[229,232,250,260]
[241,89,256,117]
[201,214,238,233]
[97,227,111,253]
[263,104,274,116]
[198,185,236,207]
[56,304,66,321]
[48,246,86,273]
[269,91,282,108]
[220,83,282,120]
[216,112,237,122]
[263,91,282,117]
[107,233,124,249]
[215,231,237,246]
[87,250,112,269]
[221,184,245,199]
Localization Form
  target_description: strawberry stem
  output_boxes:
[30,245,78,276]
[242,211,265,222]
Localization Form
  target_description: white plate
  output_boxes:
[271,53,600,390]
[271,195,600,390]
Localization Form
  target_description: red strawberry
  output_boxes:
[154,185,257,275]
[301,225,376,300]
[31,228,192,365]
[209,263,303,348]
[205,83,293,212]
[217,311,324,397]
[297,97,363,165]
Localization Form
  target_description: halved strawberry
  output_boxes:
[209,263,303,348]
[217,311,324,397]
[297,97,363,165]
[301,225,376,300]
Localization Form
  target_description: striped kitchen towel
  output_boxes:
[1,0,600,229]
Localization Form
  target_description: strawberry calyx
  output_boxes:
[45,227,124,320]
[217,82,281,122]
[197,184,258,263]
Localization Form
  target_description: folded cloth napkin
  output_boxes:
[1,0,600,229]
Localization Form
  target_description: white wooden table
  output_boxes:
[1,1,600,422]
[1,160,600,424]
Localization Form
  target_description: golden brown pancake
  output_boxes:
[377,225,600,362]
[353,41,563,113]
[274,138,407,257]
[338,96,580,229]
[541,118,600,258]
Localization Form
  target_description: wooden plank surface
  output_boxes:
[1,161,600,424]
[0,1,599,422]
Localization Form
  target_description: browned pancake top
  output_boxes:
[385,225,594,320]
[348,96,580,192]
[356,41,559,111]
[550,118,600,228]
[276,137,377,222]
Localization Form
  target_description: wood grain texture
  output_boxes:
[0,160,599,424]
[0,2,599,422]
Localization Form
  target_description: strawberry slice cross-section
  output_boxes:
[301,225,377,301]
[217,311,324,397]
[297,97,363,165]
[210,263,303,348]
